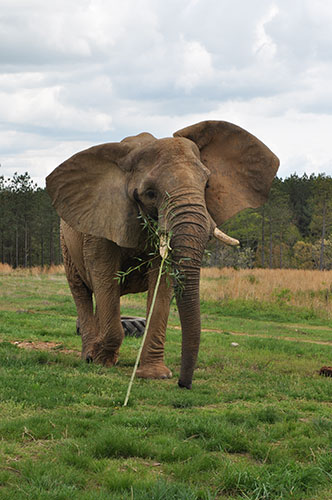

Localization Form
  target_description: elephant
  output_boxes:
[46,120,279,389]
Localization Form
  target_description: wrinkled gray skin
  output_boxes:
[46,120,279,389]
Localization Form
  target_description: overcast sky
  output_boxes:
[1,0,332,186]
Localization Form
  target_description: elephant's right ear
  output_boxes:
[46,142,141,248]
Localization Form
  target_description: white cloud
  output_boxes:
[253,5,279,61]
[0,84,112,132]
[176,38,215,92]
[0,0,332,186]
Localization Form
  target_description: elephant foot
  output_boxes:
[136,363,172,380]
[90,342,119,367]
[178,379,192,390]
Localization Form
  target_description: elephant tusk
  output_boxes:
[160,234,171,258]
[214,227,240,246]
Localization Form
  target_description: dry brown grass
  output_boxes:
[201,267,332,315]
[2,263,332,316]
[0,263,12,275]
[0,264,65,275]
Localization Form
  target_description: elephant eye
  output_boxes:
[145,189,156,200]
[206,181,210,189]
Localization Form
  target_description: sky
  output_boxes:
[1,0,332,186]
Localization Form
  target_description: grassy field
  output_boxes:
[1,266,332,499]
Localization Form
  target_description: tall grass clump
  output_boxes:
[0,263,13,275]
[200,268,332,318]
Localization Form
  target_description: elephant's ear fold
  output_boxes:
[46,142,141,248]
[174,121,279,225]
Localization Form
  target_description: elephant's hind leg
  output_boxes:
[84,237,124,367]
[90,287,124,367]
[61,233,96,361]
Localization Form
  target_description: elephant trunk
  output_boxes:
[176,266,202,389]
[166,196,210,389]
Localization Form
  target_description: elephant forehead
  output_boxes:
[127,137,198,163]
[157,137,201,159]
[129,137,208,178]
[157,139,210,180]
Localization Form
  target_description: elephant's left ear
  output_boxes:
[174,121,279,225]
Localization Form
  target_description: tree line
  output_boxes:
[207,173,332,270]
[0,172,61,267]
[1,171,332,269]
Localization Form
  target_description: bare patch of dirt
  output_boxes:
[4,339,79,356]
[170,325,332,346]
[282,336,332,346]
[282,323,332,332]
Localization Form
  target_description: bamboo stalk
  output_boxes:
[123,240,169,407]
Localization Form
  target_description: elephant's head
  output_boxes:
[46,120,279,388]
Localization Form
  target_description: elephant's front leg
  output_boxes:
[60,226,97,362]
[136,259,173,379]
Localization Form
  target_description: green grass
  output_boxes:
[200,298,329,325]
[1,272,332,499]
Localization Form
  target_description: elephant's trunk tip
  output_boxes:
[159,233,172,258]
[178,380,192,390]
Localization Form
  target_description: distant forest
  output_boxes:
[1,171,332,270]
[0,172,61,268]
